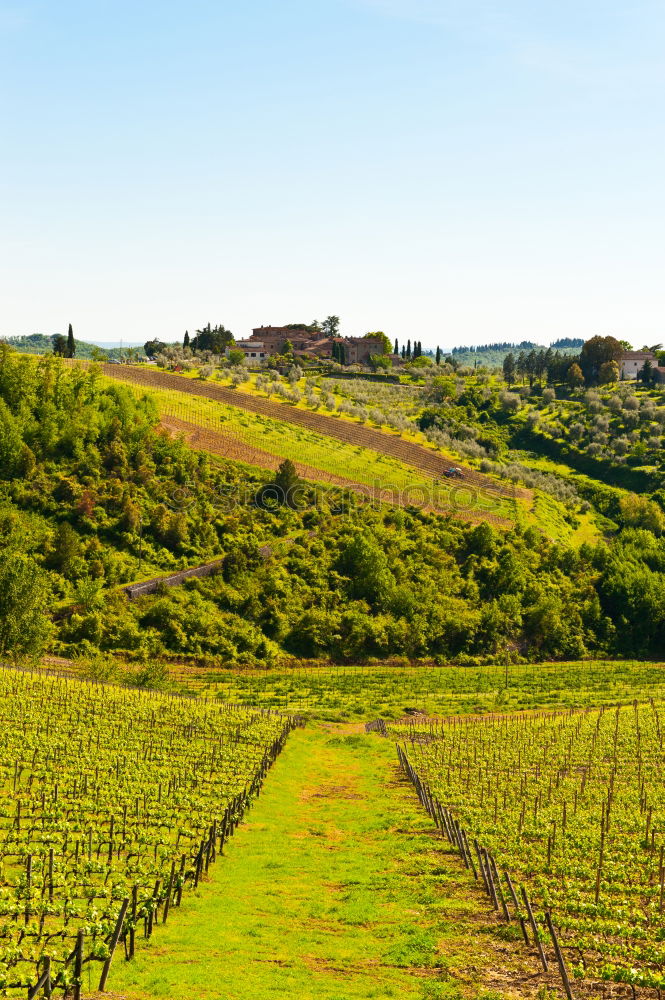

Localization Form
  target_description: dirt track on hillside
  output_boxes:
[160,416,512,526]
[102,365,526,502]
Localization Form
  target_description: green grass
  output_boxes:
[158,384,432,489]
[567,508,600,545]
[528,490,597,543]
[149,382,597,542]
[107,726,533,1000]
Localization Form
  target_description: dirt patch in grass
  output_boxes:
[310,784,364,800]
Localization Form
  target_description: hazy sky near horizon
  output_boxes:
[1,0,664,349]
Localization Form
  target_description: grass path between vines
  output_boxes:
[102,726,546,1000]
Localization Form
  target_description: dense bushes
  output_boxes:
[63,505,665,663]
[2,349,665,667]
[0,351,313,661]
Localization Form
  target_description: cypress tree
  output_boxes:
[274,459,300,506]
[66,324,75,359]
[436,345,441,365]
[394,338,398,355]
[406,339,411,359]
[183,330,190,348]
[503,352,516,386]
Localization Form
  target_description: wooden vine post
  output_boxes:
[99,897,130,992]
[545,910,574,1000]
[72,929,84,1000]
[521,887,548,972]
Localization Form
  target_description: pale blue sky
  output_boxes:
[1,0,664,349]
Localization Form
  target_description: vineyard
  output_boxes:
[156,405,482,513]
[95,365,601,538]
[382,701,665,991]
[171,659,665,720]
[0,669,295,998]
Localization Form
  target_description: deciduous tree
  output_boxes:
[598,360,619,385]
[191,323,234,353]
[0,555,52,663]
[363,331,391,354]
[580,335,623,384]
[567,362,584,388]
[52,334,68,357]
[321,316,340,337]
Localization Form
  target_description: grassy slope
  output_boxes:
[105,376,518,527]
[106,726,541,1000]
[63,358,599,541]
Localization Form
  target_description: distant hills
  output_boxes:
[2,334,144,360]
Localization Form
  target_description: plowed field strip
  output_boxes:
[161,416,376,492]
[160,417,512,526]
[103,365,526,500]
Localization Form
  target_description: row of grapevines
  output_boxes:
[388,701,665,990]
[0,668,295,996]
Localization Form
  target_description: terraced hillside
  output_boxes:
[100,365,524,502]
[160,415,512,525]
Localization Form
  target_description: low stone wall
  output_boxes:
[123,559,225,600]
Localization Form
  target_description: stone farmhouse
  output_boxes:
[232,340,272,361]
[230,326,387,365]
